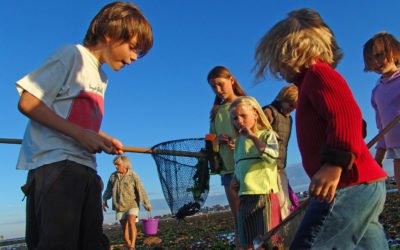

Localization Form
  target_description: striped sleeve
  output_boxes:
[260,130,279,163]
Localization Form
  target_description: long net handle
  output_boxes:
[0,138,205,158]
[122,146,205,158]
[0,138,22,144]
[367,114,400,148]
[260,114,400,243]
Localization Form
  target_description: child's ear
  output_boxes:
[229,76,235,85]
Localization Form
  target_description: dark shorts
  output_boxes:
[221,173,234,186]
[238,193,281,247]
[25,160,104,250]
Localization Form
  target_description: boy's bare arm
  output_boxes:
[18,91,116,154]
[263,108,274,124]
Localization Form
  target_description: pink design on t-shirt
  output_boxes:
[68,91,104,132]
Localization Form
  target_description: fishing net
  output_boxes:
[151,138,210,219]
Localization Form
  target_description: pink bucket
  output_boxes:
[141,218,159,235]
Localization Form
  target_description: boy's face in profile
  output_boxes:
[282,101,297,115]
[101,36,139,71]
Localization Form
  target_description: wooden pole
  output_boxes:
[367,114,400,148]
[0,138,205,158]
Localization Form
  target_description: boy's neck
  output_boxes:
[85,44,104,64]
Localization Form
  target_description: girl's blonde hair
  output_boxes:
[229,96,272,136]
[363,32,400,71]
[207,66,247,121]
[84,1,153,58]
[275,84,298,104]
[253,8,343,82]
[113,155,132,169]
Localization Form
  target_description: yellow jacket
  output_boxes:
[234,130,279,195]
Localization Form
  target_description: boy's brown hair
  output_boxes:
[276,84,298,105]
[363,32,400,71]
[84,1,153,58]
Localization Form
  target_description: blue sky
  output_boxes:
[0,0,398,238]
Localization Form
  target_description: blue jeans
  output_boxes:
[290,181,388,250]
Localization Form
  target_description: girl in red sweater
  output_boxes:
[254,8,388,249]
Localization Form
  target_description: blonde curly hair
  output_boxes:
[254,8,343,82]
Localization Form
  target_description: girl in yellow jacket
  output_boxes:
[229,96,280,250]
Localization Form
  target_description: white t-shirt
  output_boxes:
[16,44,108,170]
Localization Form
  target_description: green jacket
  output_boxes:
[103,169,151,212]
[210,103,236,175]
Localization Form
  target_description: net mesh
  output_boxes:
[151,138,210,219]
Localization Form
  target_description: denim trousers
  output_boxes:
[290,181,388,250]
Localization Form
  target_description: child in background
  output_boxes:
[16,2,153,249]
[263,84,299,219]
[229,96,280,250]
[254,8,388,249]
[207,65,246,247]
[363,32,400,192]
[103,156,151,250]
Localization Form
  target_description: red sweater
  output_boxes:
[294,61,387,187]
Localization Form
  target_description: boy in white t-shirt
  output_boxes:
[16,2,153,249]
